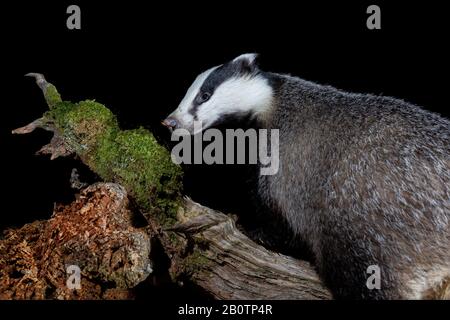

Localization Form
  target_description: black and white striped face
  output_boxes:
[163,53,273,135]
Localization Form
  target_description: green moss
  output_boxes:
[94,128,183,226]
[183,250,210,276]
[44,84,62,108]
[41,83,183,226]
[45,100,119,159]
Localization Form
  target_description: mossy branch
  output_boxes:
[16,74,183,227]
[12,74,332,299]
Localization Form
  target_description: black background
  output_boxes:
[1,1,448,244]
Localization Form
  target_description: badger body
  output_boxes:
[164,54,450,299]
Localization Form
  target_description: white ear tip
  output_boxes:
[233,53,258,64]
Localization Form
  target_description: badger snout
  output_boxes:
[162,113,196,135]
[161,117,179,130]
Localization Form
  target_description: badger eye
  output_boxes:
[199,92,211,103]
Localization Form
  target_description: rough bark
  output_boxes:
[171,199,331,299]
[5,74,332,300]
[0,183,150,299]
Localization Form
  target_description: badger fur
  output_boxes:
[164,53,450,299]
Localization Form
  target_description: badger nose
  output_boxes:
[162,117,179,130]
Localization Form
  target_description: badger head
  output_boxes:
[163,53,273,135]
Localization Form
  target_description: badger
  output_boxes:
[163,53,450,299]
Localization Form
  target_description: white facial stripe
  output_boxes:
[196,74,273,130]
[177,65,220,114]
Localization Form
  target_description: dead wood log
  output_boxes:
[0,183,150,299]
[171,199,331,299]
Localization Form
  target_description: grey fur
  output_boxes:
[258,72,450,299]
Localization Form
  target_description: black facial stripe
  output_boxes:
[188,104,198,117]
[188,58,260,117]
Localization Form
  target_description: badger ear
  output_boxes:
[233,53,259,72]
